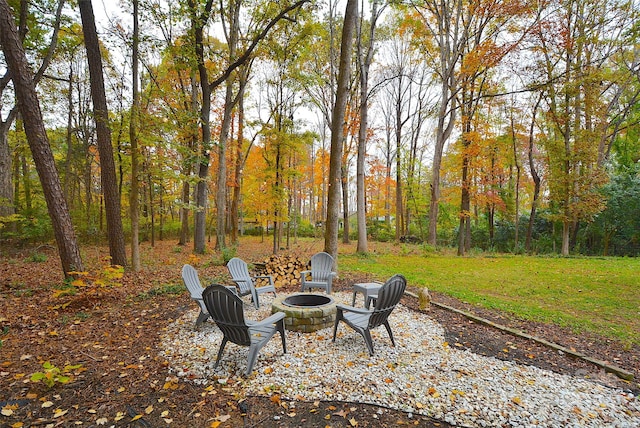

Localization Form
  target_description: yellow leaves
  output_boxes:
[71,278,88,288]
[163,379,179,390]
[52,288,75,298]
[264,367,273,374]
[512,396,523,406]
[53,408,68,418]
[114,411,126,422]
[162,409,173,424]
[427,387,441,398]
[41,401,54,408]
[1,404,18,416]
[451,389,465,397]
[62,264,124,299]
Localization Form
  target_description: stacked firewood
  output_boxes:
[254,254,309,288]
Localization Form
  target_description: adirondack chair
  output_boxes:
[227,257,276,309]
[332,274,407,356]
[202,284,286,376]
[181,264,210,327]
[300,252,337,294]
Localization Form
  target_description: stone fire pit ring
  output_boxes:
[271,293,337,332]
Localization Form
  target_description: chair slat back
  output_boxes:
[202,284,251,346]
[182,264,203,299]
[310,252,335,281]
[227,257,253,295]
[368,274,406,329]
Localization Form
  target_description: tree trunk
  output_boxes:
[129,0,140,271]
[20,143,31,211]
[428,79,455,246]
[324,0,357,260]
[561,220,570,256]
[189,0,213,255]
[63,66,74,201]
[215,80,234,251]
[341,163,349,244]
[179,180,190,245]
[458,153,471,256]
[0,118,14,217]
[78,0,127,267]
[394,87,403,241]
[355,0,381,254]
[511,110,521,251]
[525,95,542,252]
[230,97,242,246]
[179,71,199,246]
[0,0,84,275]
[148,170,155,247]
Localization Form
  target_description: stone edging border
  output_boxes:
[404,291,635,382]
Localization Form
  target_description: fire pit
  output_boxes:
[271,293,337,332]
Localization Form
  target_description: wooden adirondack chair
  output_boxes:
[202,284,286,376]
[332,274,407,356]
[300,252,337,294]
[227,257,276,309]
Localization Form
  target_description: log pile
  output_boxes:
[254,254,309,288]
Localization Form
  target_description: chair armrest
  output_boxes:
[300,270,311,276]
[254,275,274,285]
[336,303,371,315]
[254,312,285,326]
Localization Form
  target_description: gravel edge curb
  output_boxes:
[404,290,635,382]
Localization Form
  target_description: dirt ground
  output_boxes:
[1,239,638,427]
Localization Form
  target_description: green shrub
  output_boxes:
[30,361,82,388]
[220,246,237,264]
[26,252,48,263]
[138,282,185,299]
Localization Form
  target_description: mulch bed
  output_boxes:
[1,243,638,427]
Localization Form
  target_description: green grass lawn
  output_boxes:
[338,251,640,347]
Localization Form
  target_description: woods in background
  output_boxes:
[1,0,639,277]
